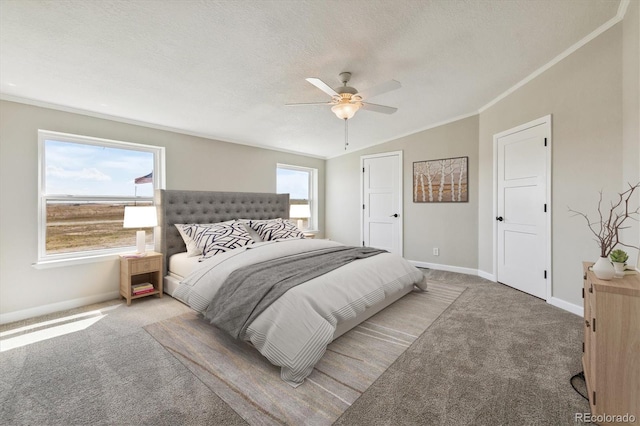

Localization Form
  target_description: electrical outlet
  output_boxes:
[433,248,439,256]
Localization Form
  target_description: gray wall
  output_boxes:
[0,100,325,322]
[2,6,637,322]
[328,10,639,311]
[479,21,637,308]
[326,115,479,269]
[622,1,640,257]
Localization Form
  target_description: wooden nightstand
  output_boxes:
[303,233,316,239]
[119,251,163,306]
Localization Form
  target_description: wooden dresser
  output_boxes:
[582,262,639,425]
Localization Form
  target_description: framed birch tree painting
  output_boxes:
[413,156,468,203]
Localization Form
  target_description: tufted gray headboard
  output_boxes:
[154,189,289,275]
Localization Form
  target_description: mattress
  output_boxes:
[168,252,200,278]
[164,252,200,295]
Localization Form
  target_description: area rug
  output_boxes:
[144,281,464,425]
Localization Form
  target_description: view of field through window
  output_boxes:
[42,136,157,256]
[277,166,312,230]
[46,201,154,254]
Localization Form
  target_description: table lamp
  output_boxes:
[123,206,158,254]
[289,204,311,230]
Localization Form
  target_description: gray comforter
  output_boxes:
[205,246,386,339]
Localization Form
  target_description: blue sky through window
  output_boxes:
[276,168,309,200]
[45,140,154,197]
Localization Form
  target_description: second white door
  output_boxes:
[362,152,403,255]
[496,118,550,299]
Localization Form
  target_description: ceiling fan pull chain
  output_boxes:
[344,118,349,150]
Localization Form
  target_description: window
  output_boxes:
[38,130,165,263]
[276,164,317,231]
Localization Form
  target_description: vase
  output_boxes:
[612,262,625,278]
[593,257,615,280]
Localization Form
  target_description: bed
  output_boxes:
[154,189,427,386]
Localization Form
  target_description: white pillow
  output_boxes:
[190,222,254,259]
[249,218,305,241]
[175,220,235,257]
[236,219,264,243]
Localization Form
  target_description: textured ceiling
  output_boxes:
[0,0,621,158]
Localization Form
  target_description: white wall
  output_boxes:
[0,100,325,323]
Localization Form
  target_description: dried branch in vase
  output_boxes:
[568,182,640,258]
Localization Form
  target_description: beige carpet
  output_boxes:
[144,281,464,425]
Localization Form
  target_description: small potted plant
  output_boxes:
[610,249,628,278]
[569,182,640,280]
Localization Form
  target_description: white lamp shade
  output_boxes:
[123,206,158,228]
[289,204,311,219]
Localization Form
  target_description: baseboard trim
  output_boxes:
[476,270,496,281]
[409,260,479,277]
[1,274,584,325]
[548,297,584,317]
[0,291,120,325]
[409,261,583,317]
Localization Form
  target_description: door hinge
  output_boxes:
[363,167,365,173]
[362,204,365,210]
[544,137,547,147]
[592,318,596,332]
[362,241,365,247]
[593,391,596,405]
[582,342,584,352]
[582,288,584,299]
[544,270,547,279]
[544,203,547,212]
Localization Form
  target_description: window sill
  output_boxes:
[33,253,121,269]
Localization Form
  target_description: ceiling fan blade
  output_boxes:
[306,77,339,97]
[356,80,401,99]
[361,102,398,114]
[285,101,334,106]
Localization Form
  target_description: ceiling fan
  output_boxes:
[286,72,401,120]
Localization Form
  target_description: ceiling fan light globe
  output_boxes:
[331,102,360,120]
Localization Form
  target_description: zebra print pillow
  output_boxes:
[175,220,236,257]
[249,218,305,241]
[180,222,254,259]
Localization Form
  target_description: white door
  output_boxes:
[362,152,403,255]
[495,118,550,299]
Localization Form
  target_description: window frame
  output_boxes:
[276,163,318,232]
[37,130,165,265]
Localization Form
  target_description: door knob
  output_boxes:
[496,216,504,221]
[390,213,399,218]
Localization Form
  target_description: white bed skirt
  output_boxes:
[164,273,182,297]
